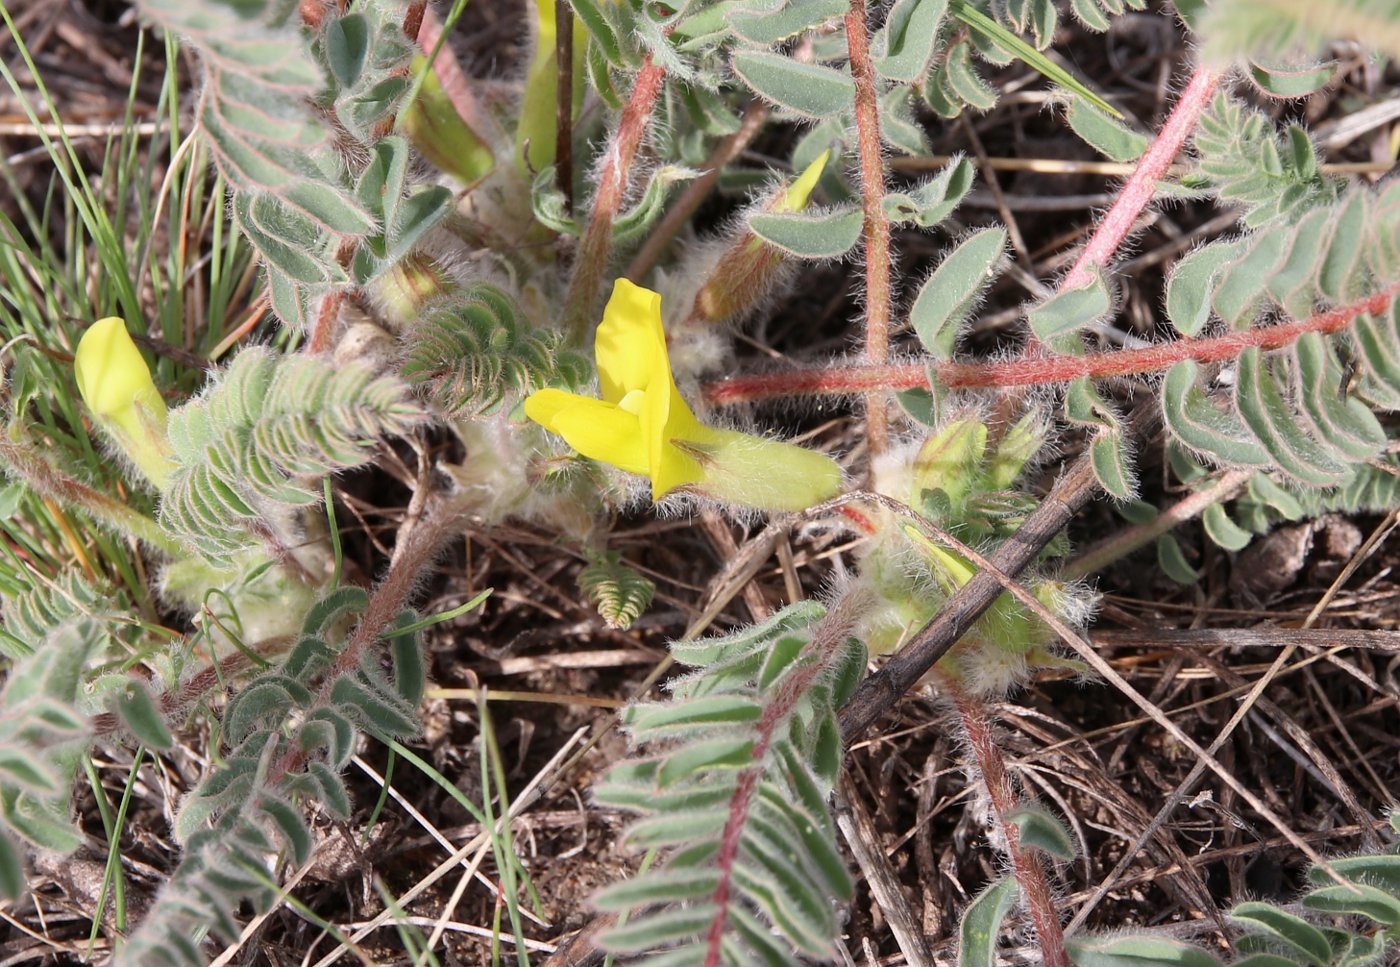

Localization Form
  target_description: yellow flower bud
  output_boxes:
[74,318,175,490]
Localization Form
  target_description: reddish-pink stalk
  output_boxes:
[702,284,1400,404]
[700,598,862,967]
[562,56,667,343]
[1060,66,1220,291]
[949,679,1070,967]
[845,0,893,467]
[263,501,460,790]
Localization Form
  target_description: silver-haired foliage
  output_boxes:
[161,349,423,561]
[402,283,591,416]
[593,601,866,965]
[120,588,426,965]
[0,569,115,660]
[0,621,102,893]
[578,549,657,632]
[134,0,452,329]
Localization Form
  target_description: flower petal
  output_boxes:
[523,387,585,430]
[594,278,664,403]
[75,317,166,430]
[541,395,650,476]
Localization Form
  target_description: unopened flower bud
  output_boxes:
[688,150,831,326]
[398,55,496,186]
[74,318,175,490]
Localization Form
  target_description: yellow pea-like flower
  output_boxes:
[74,317,175,490]
[526,280,842,511]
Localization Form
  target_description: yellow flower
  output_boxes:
[74,317,175,490]
[525,279,841,510]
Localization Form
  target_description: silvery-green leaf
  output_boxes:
[1066,95,1147,162]
[730,0,848,45]
[910,227,1006,357]
[960,876,1018,967]
[748,207,863,258]
[872,0,949,82]
[732,51,855,118]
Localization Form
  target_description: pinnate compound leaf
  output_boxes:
[910,227,1006,357]
[1235,348,1348,486]
[1293,333,1386,461]
[748,208,863,258]
[1162,361,1272,468]
[731,51,855,118]
[578,551,656,631]
[960,876,1019,967]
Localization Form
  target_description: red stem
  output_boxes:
[562,56,667,343]
[949,680,1069,967]
[701,285,1400,404]
[1061,66,1220,291]
[845,0,892,468]
[701,597,862,967]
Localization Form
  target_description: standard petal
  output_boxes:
[594,278,665,403]
[546,397,650,476]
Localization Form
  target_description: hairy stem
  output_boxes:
[948,679,1069,967]
[702,593,866,967]
[625,100,769,283]
[562,56,666,344]
[845,0,892,469]
[702,283,1400,403]
[265,498,461,789]
[1061,65,1219,290]
[0,436,178,554]
[1064,469,1253,580]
